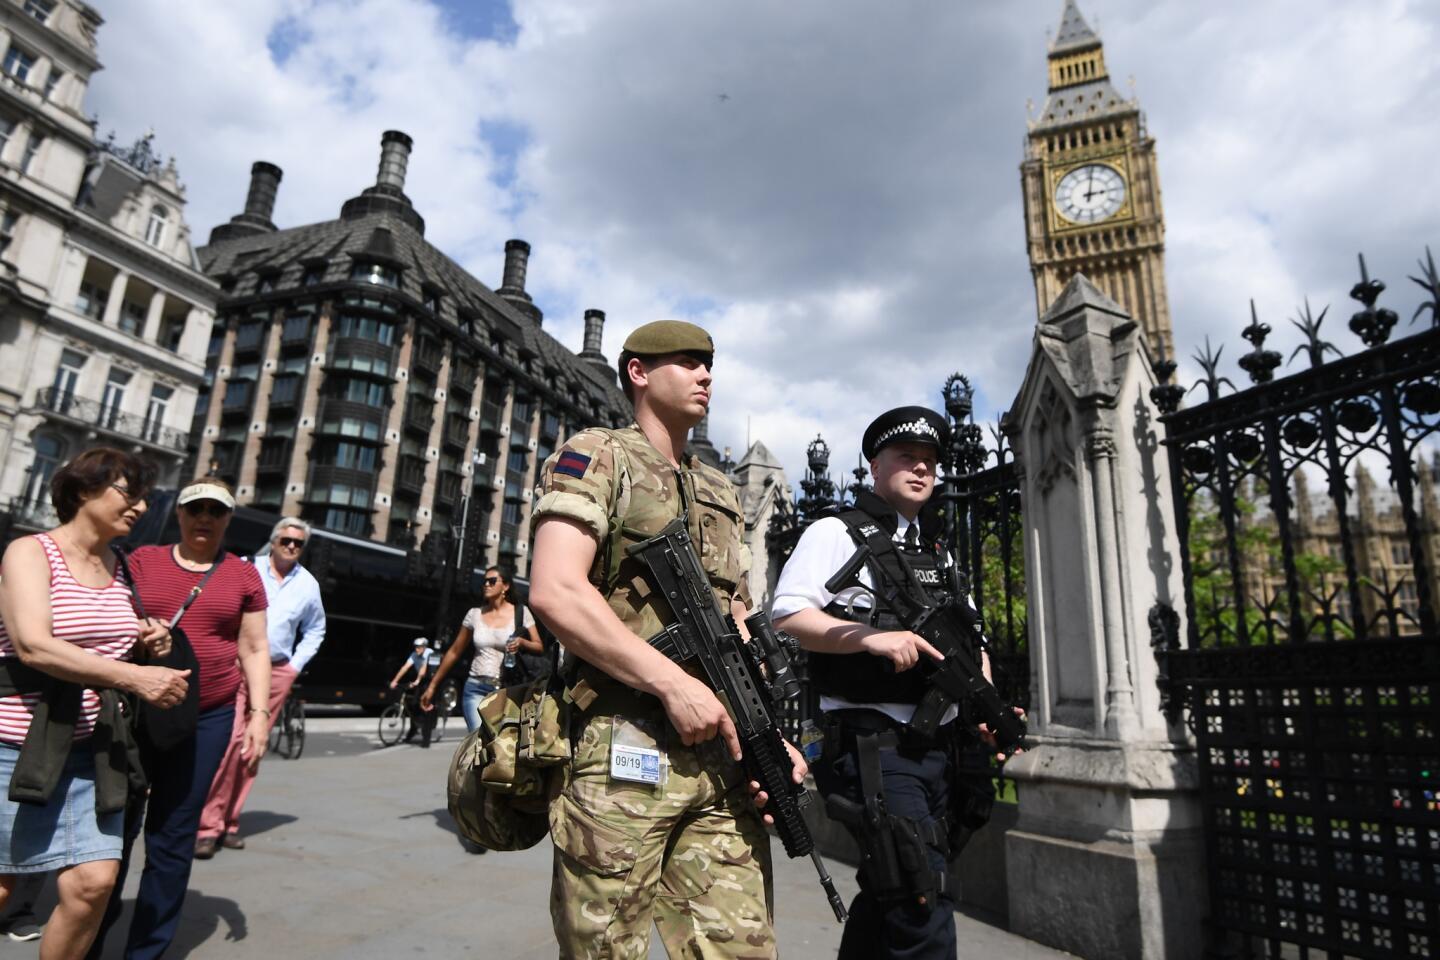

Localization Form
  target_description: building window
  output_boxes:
[329,376,388,408]
[22,434,63,507]
[23,0,55,23]
[319,507,368,536]
[99,368,132,428]
[222,380,252,411]
[423,290,440,314]
[49,349,85,411]
[256,272,277,294]
[158,314,185,352]
[320,416,381,441]
[42,68,62,101]
[233,322,264,351]
[1391,542,1412,566]
[0,118,14,156]
[317,440,377,472]
[502,501,523,525]
[300,264,324,286]
[270,375,301,406]
[19,134,41,174]
[3,47,36,85]
[75,280,107,319]
[119,300,145,336]
[142,385,172,443]
[335,314,396,345]
[144,205,168,248]
[350,261,399,288]
[281,313,311,343]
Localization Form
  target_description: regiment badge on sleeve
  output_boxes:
[555,450,592,478]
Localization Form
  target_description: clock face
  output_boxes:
[1054,163,1126,224]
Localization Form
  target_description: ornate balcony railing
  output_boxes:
[33,387,188,453]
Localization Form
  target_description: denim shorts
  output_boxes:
[0,742,124,872]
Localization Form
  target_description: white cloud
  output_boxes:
[88,0,1440,490]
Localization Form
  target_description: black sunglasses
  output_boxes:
[277,536,306,549]
[484,576,501,586]
[109,483,145,506]
[182,501,231,519]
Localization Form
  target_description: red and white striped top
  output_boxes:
[0,533,139,745]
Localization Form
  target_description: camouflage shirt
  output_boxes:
[532,423,752,651]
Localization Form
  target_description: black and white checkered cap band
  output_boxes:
[874,418,941,448]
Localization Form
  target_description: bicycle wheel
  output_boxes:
[377,701,408,747]
[283,699,306,759]
[438,679,459,716]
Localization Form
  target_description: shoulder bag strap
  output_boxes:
[109,545,149,620]
[166,549,226,630]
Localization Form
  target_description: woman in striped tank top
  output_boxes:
[0,448,187,960]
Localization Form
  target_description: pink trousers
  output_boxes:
[197,661,298,841]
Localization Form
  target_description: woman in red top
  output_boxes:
[0,448,185,960]
[88,477,268,960]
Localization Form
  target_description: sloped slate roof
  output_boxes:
[198,212,628,418]
[1053,0,1100,53]
[1034,79,1132,131]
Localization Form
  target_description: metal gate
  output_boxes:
[1153,255,1440,958]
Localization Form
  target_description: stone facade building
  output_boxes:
[0,0,216,529]
[193,131,629,573]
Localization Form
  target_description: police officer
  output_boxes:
[773,406,1003,960]
[528,320,804,959]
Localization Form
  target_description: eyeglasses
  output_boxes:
[484,576,501,586]
[182,501,231,519]
[109,483,145,506]
[276,536,306,549]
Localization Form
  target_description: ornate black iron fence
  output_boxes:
[1154,252,1440,959]
[938,375,1028,712]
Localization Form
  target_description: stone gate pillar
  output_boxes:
[1002,275,1205,959]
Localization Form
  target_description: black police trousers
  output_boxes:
[814,718,956,960]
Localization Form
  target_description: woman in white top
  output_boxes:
[421,565,542,732]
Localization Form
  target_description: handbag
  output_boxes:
[112,546,222,751]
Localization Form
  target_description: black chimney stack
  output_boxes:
[208,161,282,243]
[497,238,542,324]
[339,130,425,234]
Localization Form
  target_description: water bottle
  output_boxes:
[503,648,517,671]
[799,718,824,764]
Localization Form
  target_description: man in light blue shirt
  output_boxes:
[197,517,327,853]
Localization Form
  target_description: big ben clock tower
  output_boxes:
[1021,0,1174,361]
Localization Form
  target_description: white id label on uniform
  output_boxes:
[610,743,662,784]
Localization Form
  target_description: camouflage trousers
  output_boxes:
[549,709,776,959]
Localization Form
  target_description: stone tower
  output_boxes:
[1020,0,1174,362]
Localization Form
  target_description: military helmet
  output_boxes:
[446,677,569,852]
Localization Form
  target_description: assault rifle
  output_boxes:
[629,518,848,922]
[824,527,1026,753]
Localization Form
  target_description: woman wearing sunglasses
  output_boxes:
[421,565,542,732]
[87,477,269,960]
[0,447,182,960]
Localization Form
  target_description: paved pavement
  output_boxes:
[13,718,1075,959]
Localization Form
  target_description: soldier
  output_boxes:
[772,406,1014,960]
[528,320,805,959]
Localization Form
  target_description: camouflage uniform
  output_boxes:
[532,423,775,960]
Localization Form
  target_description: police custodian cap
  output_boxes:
[862,406,950,460]
[621,320,715,358]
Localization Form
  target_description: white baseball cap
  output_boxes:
[177,481,235,510]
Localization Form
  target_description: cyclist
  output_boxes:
[387,638,436,747]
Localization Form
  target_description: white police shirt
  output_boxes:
[772,510,960,728]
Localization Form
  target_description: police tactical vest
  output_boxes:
[809,491,954,706]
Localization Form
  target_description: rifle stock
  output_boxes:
[628,518,848,922]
